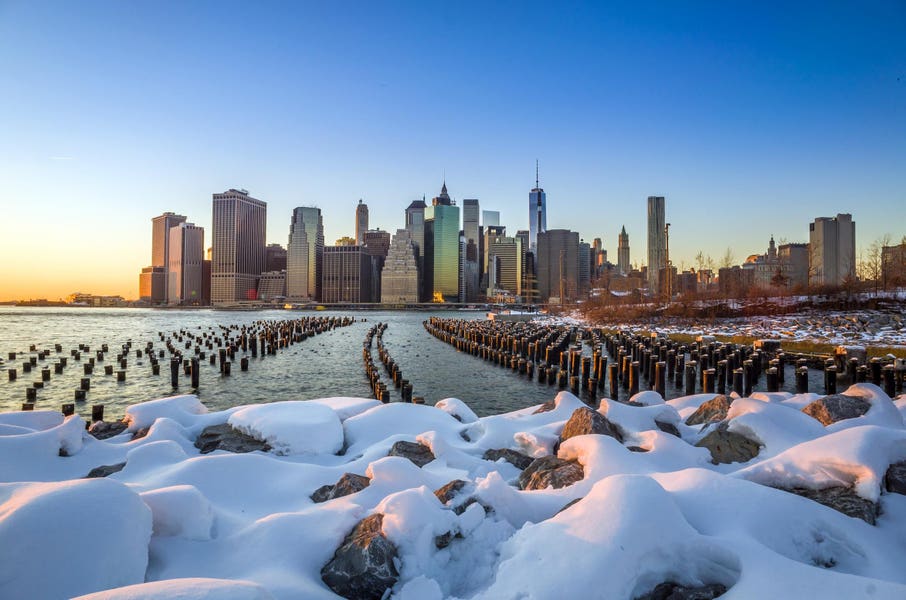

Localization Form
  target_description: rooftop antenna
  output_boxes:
[535,160,540,189]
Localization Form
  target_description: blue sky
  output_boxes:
[1,0,904,298]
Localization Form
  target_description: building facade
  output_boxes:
[381,229,420,303]
[424,183,460,301]
[405,199,426,300]
[265,243,287,272]
[286,206,324,300]
[809,213,856,287]
[537,229,579,303]
[487,236,523,298]
[139,266,167,304]
[355,199,369,245]
[462,198,480,302]
[647,196,666,294]
[168,222,205,305]
[211,189,266,304]
[257,270,286,301]
[882,242,906,289]
[528,167,547,255]
[322,246,372,303]
[617,225,630,275]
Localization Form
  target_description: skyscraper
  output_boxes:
[809,213,856,287]
[618,226,630,275]
[647,196,666,293]
[424,182,460,301]
[482,210,500,227]
[167,222,205,305]
[286,207,324,301]
[537,229,579,303]
[211,189,266,304]
[355,199,369,245]
[322,246,372,303]
[462,199,480,301]
[364,229,391,301]
[148,211,186,303]
[528,162,547,255]
[265,243,287,272]
[405,199,426,299]
[381,229,420,303]
[487,236,523,298]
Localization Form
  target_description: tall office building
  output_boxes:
[265,243,287,272]
[487,236,523,297]
[462,199,480,301]
[424,182,460,301]
[647,196,666,293]
[138,267,167,304]
[364,229,391,301]
[578,240,591,295]
[809,213,856,287]
[537,229,579,303]
[322,246,372,303]
[482,225,506,283]
[617,226,630,275]
[528,162,547,255]
[286,207,324,300]
[355,200,369,245]
[482,210,500,227]
[152,212,187,269]
[381,229,420,303]
[211,189,266,304]
[405,200,426,299]
[167,222,205,305]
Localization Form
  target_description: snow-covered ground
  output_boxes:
[2,386,906,599]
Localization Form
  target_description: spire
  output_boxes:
[441,181,447,195]
[621,225,627,235]
[535,159,539,189]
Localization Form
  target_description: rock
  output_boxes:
[560,407,623,443]
[635,582,728,600]
[801,394,871,426]
[434,479,467,505]
[321,513,399,600]
[695,423,760,464]
[533,400,556,414]
[518,456,584,491]
[194,423,270,454]
[627,446,649,453]
[88,420,127,440]
[85,462,126,478]
[387,440,435,467]
[131,427,151,441]
[483,448,534,470]
[685,395,732,426]
[655,420,681,437]
[311,473,371,503]
[782,486,879,525]
[885,461,906,495]
[556,497,583,514]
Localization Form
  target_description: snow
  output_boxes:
[2,386,906,599]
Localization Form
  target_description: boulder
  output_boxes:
[311,473,370,503]
[517,456,584,491]
[387,440,435,467]
[88,420,127,440]
[635,582,727,600]
[533,400,557,414]
[685,395,732,426]
[801,394,871,426]
[695,423,760,465]
[655,420,681,438]
[782,486,878,525]
[560,407,623,443]
[194,423,270,454]
[321,513,399,600]
[85,462,126,478]
[885,461,906,495]
[434,479,467,505]
[482,448,534,470]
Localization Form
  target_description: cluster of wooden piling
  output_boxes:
[362,323,419,403]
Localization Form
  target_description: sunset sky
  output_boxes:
[1,1,904,300]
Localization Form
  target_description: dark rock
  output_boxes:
[627,446,649,453]
[801,394,871,426]
[556,497,583,514]
[685,395,732,426]
[783,486,879,525]
[434,479,467,505]
[655,420,681,437]
[533,400,557,414]
[311,473,371,503]
[483,448,534,470]
[388,440,435,467]
[560,407,623,443]
[695,423,760,464]
[635,582,727,600]
[131,427,151,441]
[85,462,126,478]
[884,461,906,495]
[194,423,270,454]
[321,513,399,600]
[518,456,584,491]
[88,420,128,440]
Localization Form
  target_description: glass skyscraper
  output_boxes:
[529,164,547,256]
[424,183,460,302]
[287,206,324,301]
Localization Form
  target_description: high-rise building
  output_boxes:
[355,199,369,245]
[882,241,906,289]
[528,162,547,255]
[322,246,372,303]
[462,199,480,301]
[381,229,420,303]
[152,212,187,269]
[211,189,266,304]
[809,213,856,287]
[647,196,666,293]
[424,182,460,301]
[779,243,809,289]
[265,243,287,272]
[286,207,324,300]
[364,229,391,301]
[257,271,286,301]
[138,267,167,304]
[405,199,426,299]
[578,240,591,295]
[482,210,500,227]
[487,236,523,298]
[168,222,205,305]
[482,225,506,284]
[537,229,579,303]
[617,226,630,275]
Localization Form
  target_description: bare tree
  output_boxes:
[720,248,735,269]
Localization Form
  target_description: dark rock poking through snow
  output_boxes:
[635,581,728,600]
[88,421,127,440]
[194,423,270,454]
[685,395,732,426]
[518,456,584,491]
[387,440,435,467]
[434,480,467,505]
[781,486,879,525]
[321,513,399,600]
[311,473,370,503]
[483,448,534,470]
[695,423,760,465]
[85,462,126,478]
[655,420,681,438]
[885,461,906,495]
[533,400,557,414]
[801,394,871,426]
[560,407,623,443]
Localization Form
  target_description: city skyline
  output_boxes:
[1,2,904,300]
